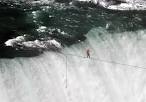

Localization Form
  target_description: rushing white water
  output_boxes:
[0,27,146,102]
[5,35,62,50]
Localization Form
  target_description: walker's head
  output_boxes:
[86,48,90,52]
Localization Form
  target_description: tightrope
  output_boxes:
[59,52,146,88]
[60,52,146,70]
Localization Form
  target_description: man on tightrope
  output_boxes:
[86,48,90,58]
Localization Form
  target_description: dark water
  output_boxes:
[1,2,146,58]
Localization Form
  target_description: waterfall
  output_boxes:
[0,27,146,102]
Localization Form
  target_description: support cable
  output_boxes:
[65,55,68,88]
[60,51,146,88]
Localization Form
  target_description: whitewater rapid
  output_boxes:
[2,0,146,11]
[0,27,146,102]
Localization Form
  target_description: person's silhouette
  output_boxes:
[86,49,90,58]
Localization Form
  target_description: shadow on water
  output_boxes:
[0,2,36,44]
[0,46,43,58]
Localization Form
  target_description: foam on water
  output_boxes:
[0,27,146,102]
[5,35,62,50]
